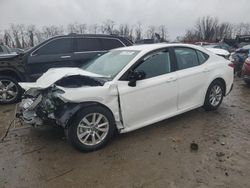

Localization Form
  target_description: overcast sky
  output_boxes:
[0,0,250,39]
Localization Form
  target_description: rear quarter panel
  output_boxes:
[204,55,234,96]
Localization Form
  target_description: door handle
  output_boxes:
[166,77,177,83]
[203,68,210,73]
[60,55,71,59]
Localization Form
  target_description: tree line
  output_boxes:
[1,16,250,49]
[180,16,250,43]
[0,20,168,49]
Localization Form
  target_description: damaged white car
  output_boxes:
[17,44,234,151]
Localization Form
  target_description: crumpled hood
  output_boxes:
[19,67,105,90]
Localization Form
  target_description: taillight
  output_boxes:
[228,63,235,68]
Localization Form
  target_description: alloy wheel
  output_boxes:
[0,79,18,103]
[77,113,109,146]
[209,85,223,107]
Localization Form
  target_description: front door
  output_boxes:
[27,38,74,81]
[117,49,178,131]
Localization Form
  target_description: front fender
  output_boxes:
[54,102,99,128]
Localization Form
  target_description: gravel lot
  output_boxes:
[0,78,250,188]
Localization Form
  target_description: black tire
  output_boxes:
[203,80,225,111]
[67,105,116,152]
[0,76,22,104]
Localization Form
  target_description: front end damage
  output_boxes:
[16,68,123,130]
[16,87,65,126]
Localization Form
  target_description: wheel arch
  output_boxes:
[210,77,226,96]
[203,77,226,105]
[55,101,117,129]
[0,69,25,82]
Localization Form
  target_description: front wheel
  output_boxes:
[68,105,116,152]
[203,80,224,111]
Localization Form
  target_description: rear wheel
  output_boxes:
[68,105,115,152]
[203,80,224,111]
[0,76,22,104]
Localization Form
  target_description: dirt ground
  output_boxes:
[0,78,250,188]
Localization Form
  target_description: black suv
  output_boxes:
[0,34,132,104]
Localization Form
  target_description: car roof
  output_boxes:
[51,34,133,45]
[113,43,204,52]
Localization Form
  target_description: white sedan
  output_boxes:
[18,44,234,152]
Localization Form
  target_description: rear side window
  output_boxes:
[76,38,102,52]
[36,38,72,55]
[197,50,209,64]
[100,38,124,50]
[174,48,200,70]
[134,51,171,79]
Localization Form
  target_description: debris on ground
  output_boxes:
[216,152,225,157]
[190,142,199,152]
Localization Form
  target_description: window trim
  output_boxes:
[119,47,175,81]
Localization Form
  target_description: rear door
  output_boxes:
[27,37,74,81]
[73,37,126,68]
[174,47,209,110]
[73,37,105,67]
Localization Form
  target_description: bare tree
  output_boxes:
[26,25,36,47]
[134,22,143,41]
[3,30,12,47]
[88,24,99,34]
[216,22,233,39]
[158,25,168,41]
[183,16,235,42]
[147,25,156,39]
[10,24,22,48]
[101,19,115,34]
[42,25,64,39]
[118,24,130,38]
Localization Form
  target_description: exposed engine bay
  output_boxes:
[17,75,105,126]
[16,68,122,128]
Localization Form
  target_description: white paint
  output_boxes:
[19,43,234,133]
[206,48,230,57]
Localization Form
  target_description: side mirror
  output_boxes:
[128,70,146,87]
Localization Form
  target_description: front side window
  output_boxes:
[76,38,102,52]
[134,51,171,79]
[174,48,199,70]
[35,38,72,55]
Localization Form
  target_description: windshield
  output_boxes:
[83,50,139,78]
